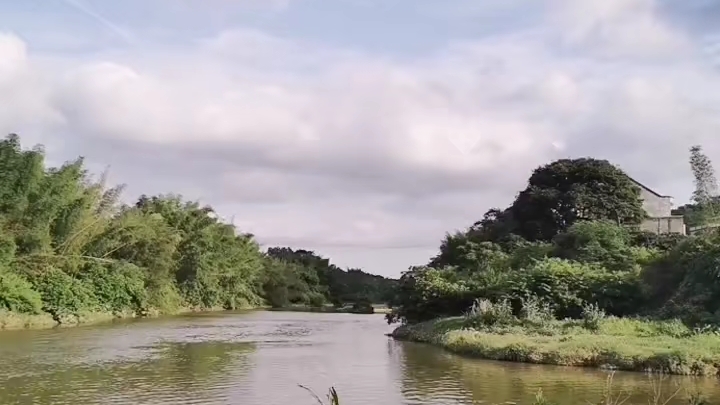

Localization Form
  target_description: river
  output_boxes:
[0,311,717,404]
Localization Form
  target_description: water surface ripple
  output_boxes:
[0,311,717,404]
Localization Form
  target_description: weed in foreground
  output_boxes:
[299,385,340,405]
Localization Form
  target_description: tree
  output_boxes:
[688,145,719,228]
[468,208,517,245]
[509,158,646,241]
[429,233,509,274]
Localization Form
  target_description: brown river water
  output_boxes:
[0,311,718,405]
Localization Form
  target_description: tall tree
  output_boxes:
[689,145,719,228]
[509,158,646,241]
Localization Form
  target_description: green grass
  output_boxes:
[391,316,720,376]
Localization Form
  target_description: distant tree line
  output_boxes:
[263,247,396,308]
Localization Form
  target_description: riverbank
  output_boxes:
[0,302,388,331]
[391,316,720,377]
[0,305,258,331]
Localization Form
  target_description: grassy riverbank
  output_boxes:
[391,314,720,377]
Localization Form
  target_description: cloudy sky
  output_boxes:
[1,0,720,277]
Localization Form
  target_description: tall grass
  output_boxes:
[299,385,340,405]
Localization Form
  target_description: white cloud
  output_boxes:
[0,0,718,276]
[0,34,64,137]
[550,0,693,59]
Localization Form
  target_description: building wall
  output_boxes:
[638,187,673,217]
[639,216,686,235]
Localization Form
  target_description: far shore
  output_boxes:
[0,304,391,331]
[0,306,256,332]
[266,304,391,315]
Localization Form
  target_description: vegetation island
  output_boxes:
[387,144,720,378]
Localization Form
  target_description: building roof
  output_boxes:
[628,177,672,199]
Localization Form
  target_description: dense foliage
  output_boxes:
[0,134,395,324]
[388,155,720,328]
[262,247,395,308]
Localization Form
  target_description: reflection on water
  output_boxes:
[0,311,718,405]
[0,339,255,404]
[398,341,718,405]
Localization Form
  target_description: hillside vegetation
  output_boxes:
[388,146,720,375]
[0,134,395,329]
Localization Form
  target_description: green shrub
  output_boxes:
[508,241,553,270]
[0,270,42,314]
[581,302,606,331]
[552,221,637,272]
[464,298,514,328]
[147,280,184,314]
[387,266,478,324]
[503,258,643,319]
[519,295,554,324]
[0,233,16,265]
[307,292,326,308]
[641,234,720,325]
[81,262,148,314]
[31,267,99,320]
[631,231,687,251]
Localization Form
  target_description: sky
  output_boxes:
[1,0,720,278]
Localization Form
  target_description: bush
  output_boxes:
[307,292,326,308]
[81,262,148,314]
[464,298,514,328]
[631,231,687,251]
[503,258,643,319]
[552,221,637,272]
[519,295,554,324]
[389,257,645,325]
[581,302,606,331]
[641,234,720,325]
[0,233,16,265]
[507,242,553,270]
[387,266,479,324]
[147,281,184,314]
[31,267,99,321]
[0,270,42,314]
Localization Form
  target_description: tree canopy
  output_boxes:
[509,158,646,241]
